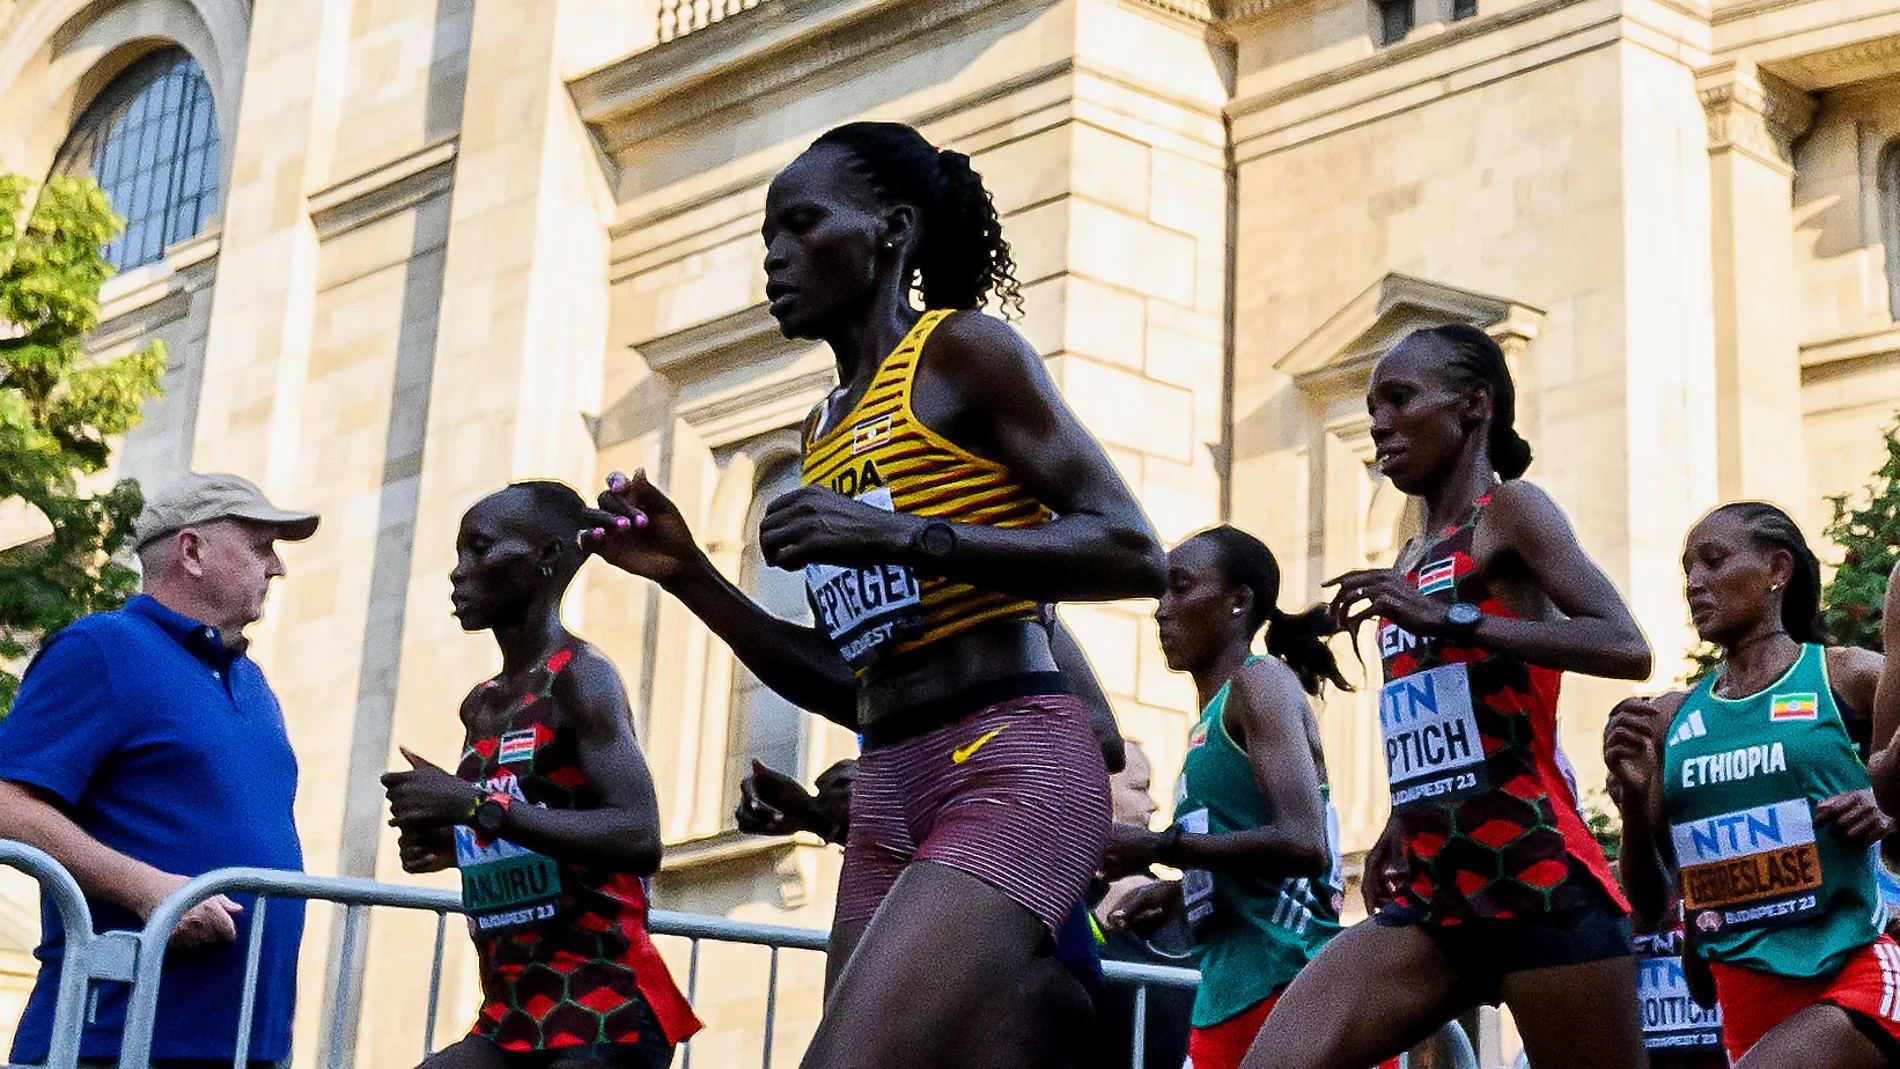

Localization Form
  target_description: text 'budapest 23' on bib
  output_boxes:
[804,486,923,670]
[1379,658,1489,808]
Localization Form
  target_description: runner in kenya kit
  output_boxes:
[383,483,699,1069]
[1239,325,1655,1069]
[1609,502,1895,1068]
[581,120,1167,1069]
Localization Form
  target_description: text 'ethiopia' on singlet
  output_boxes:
[1661,643,1882,978]
[1375,492,1626,922]
[801,310,1052,671]
[1173,656,1343,1028]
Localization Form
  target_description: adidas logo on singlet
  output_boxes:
[1672,710,1708,744]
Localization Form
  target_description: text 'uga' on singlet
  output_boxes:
[1375,491,1625,922]
[1173,657,1343,1026]
[1661,643,1881,978]
[801,310,1053,671]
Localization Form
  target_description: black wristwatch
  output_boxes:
[470,793,511,836]
[1444,602,1484,639]
[1154,822,1187,867]
[909,520,956,565]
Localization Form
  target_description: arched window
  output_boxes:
[52,48,220,271]
[729,458,809,784]
[1883,142,1900,321]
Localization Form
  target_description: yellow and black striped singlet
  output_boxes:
[802,310,1053,670]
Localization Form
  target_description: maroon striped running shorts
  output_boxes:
[836,692,1110,936]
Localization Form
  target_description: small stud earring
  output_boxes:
[540,564,553,578]
[1232,607,1243,616]
[884,241,895,250]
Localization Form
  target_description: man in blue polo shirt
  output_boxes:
[0,472,318,1066]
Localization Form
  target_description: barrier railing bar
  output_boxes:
[1131,984,1149,1069]
[0,841,98,1069]
[328,904,366,1069]
[231,896,268,1069]
[763,945,780,1069]
[681,938,701,1069]
[424,910,448,1058]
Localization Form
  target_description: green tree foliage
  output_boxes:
[0,170,165,708]
[1822,419,1900,653]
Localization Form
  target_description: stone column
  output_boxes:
[1698,57,1816,507]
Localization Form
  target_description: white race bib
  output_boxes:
[1379,663,1487,807]
[803,487,924,670]
[1178,809,1215,932]
[1636,954,1724,1050]
[1670,799,1822,933]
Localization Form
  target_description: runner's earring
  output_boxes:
[540,564,553,578]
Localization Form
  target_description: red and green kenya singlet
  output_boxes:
[454,642,701,1050]
[1375,493,1626,922]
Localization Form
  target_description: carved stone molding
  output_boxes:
[1697,57,1815,169]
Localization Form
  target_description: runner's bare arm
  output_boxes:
[585,469,857,726]
[481,645,664,873]
[1606,691,1683,931]
[1827,645,1882,731]
[758,312,1166,602]
[1169,661,1330,878]
[1334,481,1649,679]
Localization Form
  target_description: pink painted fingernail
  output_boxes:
[592,527,606,539]
[607,471,628,491]
[633,513,649,528]
[615,517,631,530]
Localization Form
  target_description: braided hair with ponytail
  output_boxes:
[810,122,1024,319]
[1704,501,1827,645]
[1414,324,1534,480]
[1191,526,1352,697]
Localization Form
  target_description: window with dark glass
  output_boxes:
[1453,0,1478,19]
[51,48,220,271]
[729,459,809,791]
[1377,0,1414,44]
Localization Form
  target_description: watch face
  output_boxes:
[918,523,955,557]
[475,801,507,834]
[1448,603,1483,628]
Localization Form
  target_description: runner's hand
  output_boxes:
[581,470,698,586]
[1603,697,1667,807]
[1362,819,1405,915]
[1099,822,1163,879]
[736,760,819,836]
[1106,879,1183,937]
[383,747,480,828]
[759,486,922,570]
[397,824,455,874]
[811,759,858,845]
[1817,788,1895,849]
[1324,568,1445,639]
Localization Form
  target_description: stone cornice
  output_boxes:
[307,139,458,242]
[570,0,1053,157]
[1696,57,1813,170]
[1764,33,1900,92]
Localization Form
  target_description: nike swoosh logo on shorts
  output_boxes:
[951,725,1009,764]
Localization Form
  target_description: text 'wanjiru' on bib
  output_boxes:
[1671,799,1822,931]
[1380,662,1488,807]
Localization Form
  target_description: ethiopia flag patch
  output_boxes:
[1769,693,1818,722]
[1417,559,1457,596]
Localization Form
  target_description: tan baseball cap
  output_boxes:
[134,472,320,550]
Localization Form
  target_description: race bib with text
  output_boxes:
[1671,799,1821,934]
[1380,663,1488,807]
[1178,808,1214,932]
[804,487,924,670]
[1636,954,1724,1050]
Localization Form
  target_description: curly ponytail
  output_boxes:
[1415,324,1533,480]
[1192,526,1353,697]
[810,122,1024,318]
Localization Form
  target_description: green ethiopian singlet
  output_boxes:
[1661,643,1881,978]
[1174,658,1344,1027]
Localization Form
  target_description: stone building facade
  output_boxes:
[2,0,1899,1060]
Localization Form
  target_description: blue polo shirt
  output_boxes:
[0,595,304,1062]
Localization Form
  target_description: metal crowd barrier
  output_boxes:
[0,855,1484,1069]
